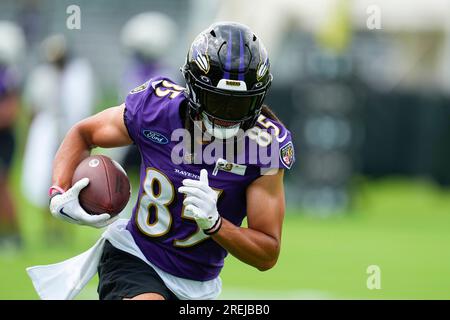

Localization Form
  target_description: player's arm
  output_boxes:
[179,169,285,271]
[211,171,285,271]
[49,104,132,228]
[52,104,132,191]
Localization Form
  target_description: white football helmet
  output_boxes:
[120,12,176,60]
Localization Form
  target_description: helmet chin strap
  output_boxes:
[202,113,240,140]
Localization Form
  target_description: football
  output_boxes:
[72,155,131,216]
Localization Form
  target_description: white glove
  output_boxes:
[49,178,118,229]
[178,169,222,234]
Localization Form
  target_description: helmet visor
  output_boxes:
[199,89,263,122]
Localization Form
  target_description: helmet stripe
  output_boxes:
[238,30,245,81]
[223,29,232,80]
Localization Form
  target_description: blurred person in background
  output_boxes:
[0,21,25,249]
[22,34,95,243]
[119,11,177,95]
[17,0,43,49]
[112,12,177,177]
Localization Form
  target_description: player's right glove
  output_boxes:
[49,178,118,229]
[178,169,222,235]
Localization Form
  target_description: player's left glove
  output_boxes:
[178,169,222,235]
[49,178,118,229]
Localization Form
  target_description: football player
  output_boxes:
[48,22,295,300]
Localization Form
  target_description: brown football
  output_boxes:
[72,155,131,216]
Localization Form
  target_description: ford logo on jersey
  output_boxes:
[142,130,169,144]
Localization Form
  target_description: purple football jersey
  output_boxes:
[124,76,295,281]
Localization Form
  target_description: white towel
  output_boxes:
[26,219,222,300]
[26,237,106,300]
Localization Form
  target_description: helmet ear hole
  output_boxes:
[253,34,257,41]
[210,30,216,37]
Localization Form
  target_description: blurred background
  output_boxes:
[0,0,450,299]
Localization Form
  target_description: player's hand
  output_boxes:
[49,178,118,229]
[178,169,222,235]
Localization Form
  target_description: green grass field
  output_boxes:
[1,147,450,300]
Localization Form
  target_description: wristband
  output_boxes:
[49,185,65,197]
[203,216,222,236]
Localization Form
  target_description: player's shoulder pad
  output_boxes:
[125,76,184,114]
[124,76,186,144]
[252,114,295,170]
[129,76,185,96]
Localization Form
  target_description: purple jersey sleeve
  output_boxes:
[276,128,295,170]
[123,76,181,148]
[123,80,151,143]
[247,115,296,172]
[124,76,176,145]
